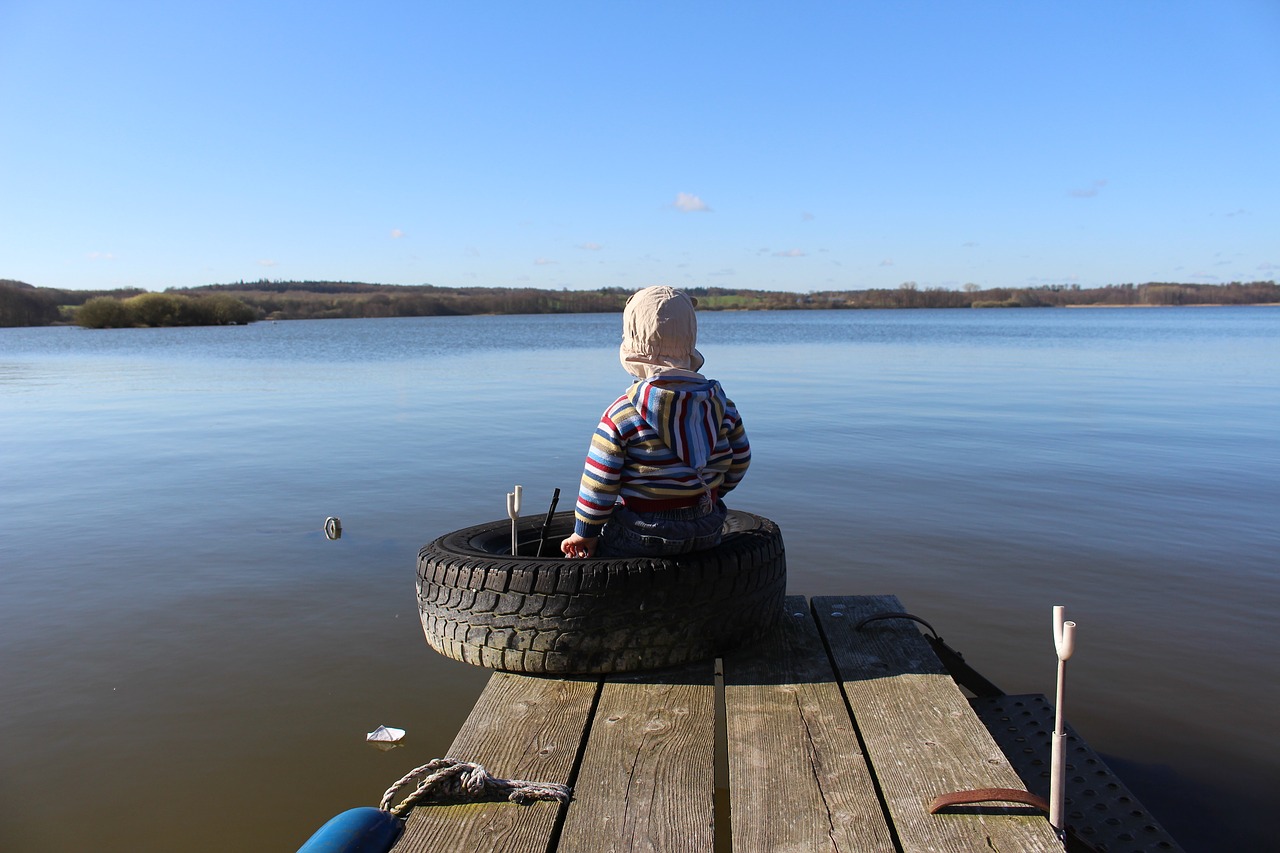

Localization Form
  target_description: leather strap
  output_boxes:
[928,787,1050,814]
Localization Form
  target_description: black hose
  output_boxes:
[535,488,561,557]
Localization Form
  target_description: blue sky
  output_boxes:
[2,1,1277,293]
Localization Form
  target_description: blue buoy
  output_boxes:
[297,807,403,853]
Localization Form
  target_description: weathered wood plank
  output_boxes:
[556,662,716,853]
[392,671,598,853]
[814,595,1062,853]
[723,595,895,853]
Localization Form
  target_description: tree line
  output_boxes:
[1,277,1277,328]
[74,292,257,328]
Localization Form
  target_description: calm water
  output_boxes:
[2,308,1277,851]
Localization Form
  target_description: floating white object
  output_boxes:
[366,725,406,743]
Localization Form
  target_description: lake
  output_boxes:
[2,307,1277,851]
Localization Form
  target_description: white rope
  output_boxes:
[379,757,571,817]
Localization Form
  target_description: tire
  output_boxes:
[416,510,786,674]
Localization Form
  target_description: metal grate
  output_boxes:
[970,694,1184,853]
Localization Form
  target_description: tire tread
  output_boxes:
[416,510,786,674]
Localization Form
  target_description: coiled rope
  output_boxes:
[379,758,572,817]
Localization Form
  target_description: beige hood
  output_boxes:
[618,286,706,378]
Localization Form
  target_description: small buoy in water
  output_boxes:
[324,517,342,540]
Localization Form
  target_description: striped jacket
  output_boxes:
[573,376,751,538]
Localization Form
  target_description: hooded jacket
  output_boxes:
[572,372,751,538]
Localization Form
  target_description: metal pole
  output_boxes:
[1050,604,1077,836]
[506,485,523,556]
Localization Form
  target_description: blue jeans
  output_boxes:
[597,498,728,558]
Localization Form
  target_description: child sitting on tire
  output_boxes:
[561,286,751,559]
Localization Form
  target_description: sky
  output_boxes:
[1,1,1277,294]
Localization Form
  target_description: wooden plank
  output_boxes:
[723,595,895,853]
[556,662,716,853]
[814,595,1062,853]
[392,671,599,853]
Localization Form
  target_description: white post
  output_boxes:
[506,485,523,556]
[1050,605,1077,836]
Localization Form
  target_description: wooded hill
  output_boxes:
[2,277,1277,327]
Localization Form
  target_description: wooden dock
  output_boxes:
[389,594,1179,852]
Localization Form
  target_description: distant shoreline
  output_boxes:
[1062,302,1280,308]
[4,278,1279,327]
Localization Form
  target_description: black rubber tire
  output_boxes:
[416,510,786,674]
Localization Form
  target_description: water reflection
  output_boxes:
[1,307,1277,851]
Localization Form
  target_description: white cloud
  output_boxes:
[258,259,278,267]
[1070,179,1108,198]
[578,242,603,250]
[534,257,557,265]
[673,192,711,212]
[773,248,806,258]
[801,211,815,221]
[390,228,405,238]
[86,251,115,260]
[879,258,894,267]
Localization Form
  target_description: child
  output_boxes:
[561,286,751,559]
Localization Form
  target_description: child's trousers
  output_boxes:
[597,497,727,558]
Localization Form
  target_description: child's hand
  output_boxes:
[561,533,597,559]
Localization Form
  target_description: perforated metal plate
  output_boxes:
[970,694,1184,853]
